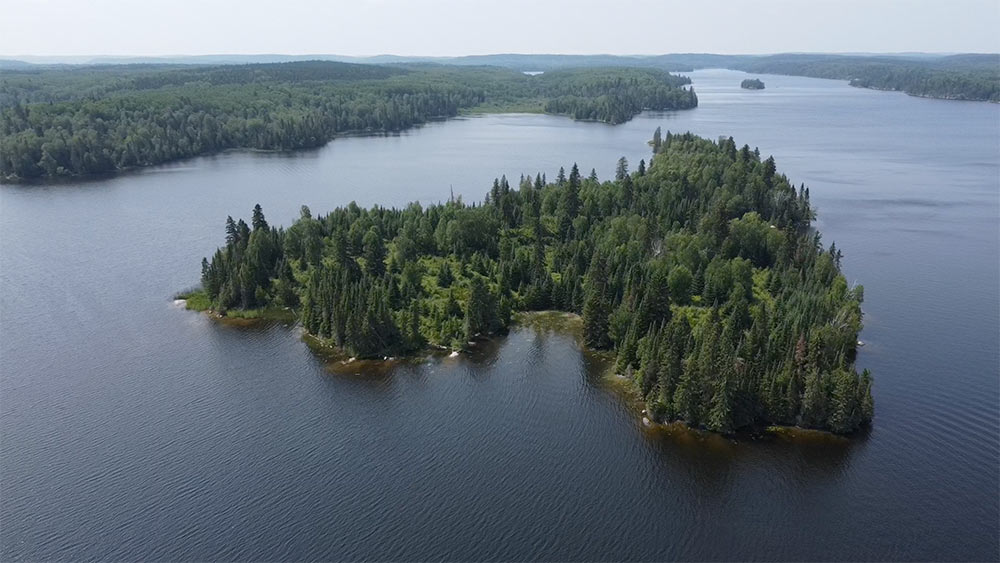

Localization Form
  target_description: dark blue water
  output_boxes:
[2,69,998,561]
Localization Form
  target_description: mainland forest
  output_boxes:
[0,62,696,181]
[188,131,873,435]
[736,54,1000,102]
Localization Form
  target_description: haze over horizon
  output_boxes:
[2,0,998,58]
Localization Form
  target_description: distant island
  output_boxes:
[741,78,766,90]
[182,130,873,435]
[0,63,696,182]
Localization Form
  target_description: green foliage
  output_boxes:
[538,68,697,124]
[193,131,872,434]
[178,290,211,311]
[667,265,693,305]
[0,62,696,181]
[737,54,1000,101]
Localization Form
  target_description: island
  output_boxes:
[741,78,766,90]
[182,130,873,435]
[0,62,696,182]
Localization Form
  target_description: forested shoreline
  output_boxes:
[736,54,1000,102]
[0,62,695,181]
[188,131,873,435]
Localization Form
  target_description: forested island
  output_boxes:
[0,62,696,181]
[185,131,873,435]
[741,78,765,90]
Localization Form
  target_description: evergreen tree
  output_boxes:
[252,203,268,231]
[437,261,454,287]
[582,252,612,349]
[667,265,693,305]
[615,156,629,181]
[363,227,386,277]
[190,131,873,434]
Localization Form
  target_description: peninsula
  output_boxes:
[185,131,874,435]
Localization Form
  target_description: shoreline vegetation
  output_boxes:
[175,290,296,323]
[738,55,999,102]
[6,53,996,183]
[4,54,994,181]
[184,131,873,435]
[177,291,854,442]
[0,62,696,182]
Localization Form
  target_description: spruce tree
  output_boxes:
[362,227,386,278]
[615,156,629,181]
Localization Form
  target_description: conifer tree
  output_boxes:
[615,156,629,181]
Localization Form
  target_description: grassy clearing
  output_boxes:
[175,289,211,311]
[174,289,295,323]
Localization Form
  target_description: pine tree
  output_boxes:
[800,370,827,428]
[673,366,700,426]
[707,373,734,433]
[615,156,629,181]
[582,253,612,349]
[464,275,496,341]
[858,369,875,425]
[225,216,238,246]
[251,203,268,231]
[406,298,424,350]
[616,319,641,373]
[667,265,693,305]
[637,326,662,397]
[362,227,386,278]
[829,369,861,433]
[437,260,454,287]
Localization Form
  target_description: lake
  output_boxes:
[1,69,998,561]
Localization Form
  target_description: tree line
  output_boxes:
[193,130,873,435]
[738,54,999,102]
[0,62,696,181]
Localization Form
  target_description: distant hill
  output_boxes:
[0,59,34,69]
[4,52,996,101]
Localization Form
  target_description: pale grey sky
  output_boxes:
[2,0,998,57]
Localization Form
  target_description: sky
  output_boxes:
[1,0,998,57]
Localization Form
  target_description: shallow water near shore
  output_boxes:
[2,69,998,560]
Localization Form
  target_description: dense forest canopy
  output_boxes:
[6,52,993,101]
[190,131,873,435]
[0,62,696,181]
[741,78,765,90]
[735,54,1000,101]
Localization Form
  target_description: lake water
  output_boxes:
[2,69,998,561]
